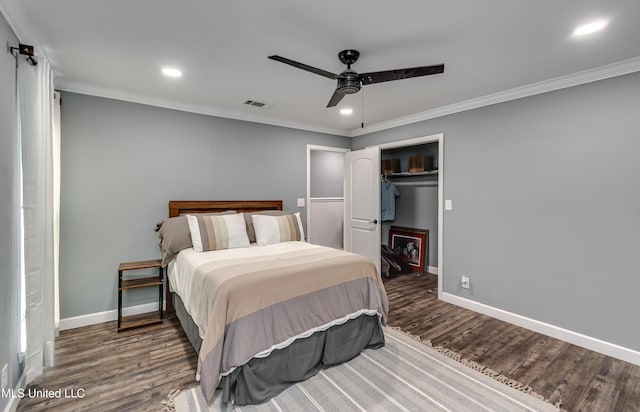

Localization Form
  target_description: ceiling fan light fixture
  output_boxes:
[573,20,608,36]
[340,108,353,115]
[337,71,361,95]
[161,67,183,78]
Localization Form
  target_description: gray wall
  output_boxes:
[60,71,640,352]
[310,150,344,198]
[0,12,20,409]
[353,71,640,351]
[59,92,350,318]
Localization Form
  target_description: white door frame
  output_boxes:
[306,145,350,243]
[367,133,444,297]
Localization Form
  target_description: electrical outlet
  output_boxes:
[297,198,305,207]
[461,276,470,289]
[1,363,8,390]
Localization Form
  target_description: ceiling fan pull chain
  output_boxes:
[361,87,365,128]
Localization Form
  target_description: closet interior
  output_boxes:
[381,142,439,276]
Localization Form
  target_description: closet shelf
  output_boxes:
[384,170,438,178]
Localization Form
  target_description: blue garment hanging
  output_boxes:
[381,181,400,221]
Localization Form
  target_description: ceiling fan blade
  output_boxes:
[268,55,338,80]
[326,89,345,108]
[359,64,445,85]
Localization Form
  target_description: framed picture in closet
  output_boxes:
[389,226,428,273]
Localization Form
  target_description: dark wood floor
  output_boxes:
[18,273,640,411]
[17,316,199,412]
[384,272,640,412]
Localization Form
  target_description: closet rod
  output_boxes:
[392,181,438,187]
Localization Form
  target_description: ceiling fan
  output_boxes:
[268,49,444,108]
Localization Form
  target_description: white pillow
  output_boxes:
[251,212,306,246]
[186,213,250,252]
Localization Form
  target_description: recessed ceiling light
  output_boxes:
[161,67,183,78]
[340,108,353,115]
[573,20,608,36]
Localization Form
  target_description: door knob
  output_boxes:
[369,219,378,224]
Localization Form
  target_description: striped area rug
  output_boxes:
[174,327,557,412]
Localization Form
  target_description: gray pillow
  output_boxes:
[157,211,235,266]
[244,210,292,243]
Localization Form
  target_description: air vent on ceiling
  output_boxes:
[244,100,266,107]
[243,100,273,110]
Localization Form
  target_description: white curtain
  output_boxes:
[18,57,58,382]
[53,91,61,332]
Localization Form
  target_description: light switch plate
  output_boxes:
[445,199,453,210]
[297,198,305,207]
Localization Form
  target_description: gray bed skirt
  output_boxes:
[172,292,385,406]
[173,292,202,353]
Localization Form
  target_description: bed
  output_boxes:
[160,200,389,405]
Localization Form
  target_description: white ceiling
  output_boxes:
[3,0,640,136]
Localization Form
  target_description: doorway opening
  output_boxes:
[306,145,350,249]
[368,133,444,296]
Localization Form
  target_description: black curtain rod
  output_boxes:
[8,43,38,66]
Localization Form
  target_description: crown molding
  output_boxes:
[0,0,26,42]
[0,0,50,62]
[5,0,639,139]
[56,79,350,137]
[350,56,640,137]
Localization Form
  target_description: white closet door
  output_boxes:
[344,147,381,275]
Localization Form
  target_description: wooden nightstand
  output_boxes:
[117,259,164,332]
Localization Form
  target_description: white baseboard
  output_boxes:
[59,301,165,331]
[427,265,439,275]
[440,292,640,366]
[3,371,25,412]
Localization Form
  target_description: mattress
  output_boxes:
[167,241,388,404]
[168,242,323,335]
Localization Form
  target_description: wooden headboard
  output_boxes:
[169,200,282,218]
[165,200,283,315]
